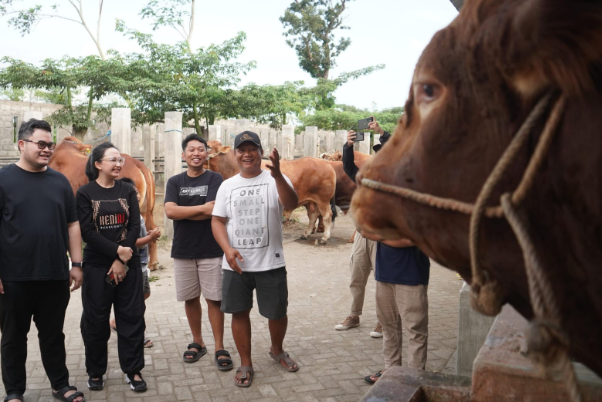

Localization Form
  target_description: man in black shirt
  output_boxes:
[0,119,85,402]
[165,134,231,370]
[335,118,391,337]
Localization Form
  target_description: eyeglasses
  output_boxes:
[23,139,56,150]
[101,157,126,165]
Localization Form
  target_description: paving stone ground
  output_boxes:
[1,212,463,402]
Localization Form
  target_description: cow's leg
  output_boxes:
[316,215,325,233]
[145,211,160,271]
[301,203,319,240]
[317,203,333,244]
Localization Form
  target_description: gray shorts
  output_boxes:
[142,268,151,295]
[221,267,288,320]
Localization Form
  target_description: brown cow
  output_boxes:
[49,137,160,269]
[351,0,602,377]
[207,143,337,243]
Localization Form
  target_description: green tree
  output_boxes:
[280,0,352,79]
[0,55,131,139]
[0,0,107,59]
[140,0,196,52]
[299,104,403,133]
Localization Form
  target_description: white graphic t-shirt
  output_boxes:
[213,170,293,272]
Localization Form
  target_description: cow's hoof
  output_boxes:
[300,235,308,240]
[316,228,325,233]
[319,239,328,245]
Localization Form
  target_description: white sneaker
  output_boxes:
[370,323,383,338]
[335,316,360,330]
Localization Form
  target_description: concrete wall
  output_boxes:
[456,282,496,377]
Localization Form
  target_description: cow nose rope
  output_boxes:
[361,92,583,402]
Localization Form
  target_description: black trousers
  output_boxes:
[0,280,71,396]
[81,261,145,377]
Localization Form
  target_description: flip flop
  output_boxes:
[183,342,206,363]
[364,370,383,384]
[234,366,254,388]
[143,338,153,348]
[269,351,299,372]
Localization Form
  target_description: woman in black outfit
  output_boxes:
[76,142,146,393]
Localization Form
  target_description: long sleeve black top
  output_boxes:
[76,180,140,268]
[342,131,391,183]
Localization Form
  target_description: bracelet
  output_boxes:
[71,262,82,268]
[116,257,124,264]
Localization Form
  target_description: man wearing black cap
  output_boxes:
[211,131,299,387]
[335,118,391,337]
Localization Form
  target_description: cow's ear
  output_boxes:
[495,0,602,97]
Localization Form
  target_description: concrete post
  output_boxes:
[208,125,222,144]
[295,133,304,157]
[372,134,381,154]
[111,108,131,155]
[282,125,295,160]
[456,282,496,377]
[163,111,183,240]
[258,129,269,151]
[358,132,371,154]
[318,131,327,154]
[304,126,318,158]
[143,124,156,173]
[23,111,43,121]
[335,130,347,152]
[268,129,278,152]
[325,131,335,153]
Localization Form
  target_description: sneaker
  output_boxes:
[370,323,383,338]
[335,316,360,330]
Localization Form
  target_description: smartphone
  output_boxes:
[106,264,130,287]
[357,117,374,130]
[354,132,365,142]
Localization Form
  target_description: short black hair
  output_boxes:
[182,133,207,151]
[119,177,136,187]
[18,118,52,141]
[85,142,119,182]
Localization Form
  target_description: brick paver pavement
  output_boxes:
[0,213,463,401]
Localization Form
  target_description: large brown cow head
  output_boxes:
[352,0,602,375]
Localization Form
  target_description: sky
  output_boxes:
[0,0,458,111]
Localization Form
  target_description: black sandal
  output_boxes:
[214,349,234,371]
[52,386,85,402]
[87,376,103,391]
[125,372,147,393]
[4,395,23,402]
[183,342,207,363]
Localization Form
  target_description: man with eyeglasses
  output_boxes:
[0,119,85,402]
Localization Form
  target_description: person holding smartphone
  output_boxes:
[76,142,147,393]
[335,117,391,337]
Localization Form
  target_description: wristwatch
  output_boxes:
[71,262,82,268]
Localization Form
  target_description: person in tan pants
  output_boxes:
[335,123,392,337]
[363,238,430,384]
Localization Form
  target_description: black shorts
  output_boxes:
[221,267,288,320]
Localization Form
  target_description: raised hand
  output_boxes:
[266,148,283,178]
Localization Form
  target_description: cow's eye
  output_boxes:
[413,82,441,104]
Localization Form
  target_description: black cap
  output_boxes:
[234,131,262,149]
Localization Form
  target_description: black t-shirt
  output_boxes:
[165,170,224,259]
[76,180,140,268]
[0,164,77,281]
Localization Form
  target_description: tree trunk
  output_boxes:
[72,125,88,141]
